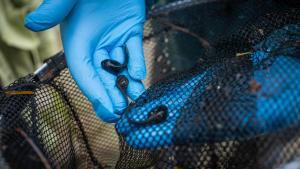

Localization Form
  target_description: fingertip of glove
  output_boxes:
[93,101,120,123]
[114,108,126,116]
[25,17,44,32]
[108,91,128,115]
[96,111,120,123]
[103,117,120,123]
[24,15,55,32]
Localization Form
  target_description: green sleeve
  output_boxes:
[0,0,61,86]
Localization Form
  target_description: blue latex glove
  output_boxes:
[25,0,146,122]
[116,24,300,149]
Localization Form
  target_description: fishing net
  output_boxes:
[1,0,300,169]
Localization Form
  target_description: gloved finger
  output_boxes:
[25,0,76,31]
[126,35,147,80]
[110,47,126,64]
[121,71,145,100]
[64,42,118,123]
[110,47,145,101]
[94,48,127,113]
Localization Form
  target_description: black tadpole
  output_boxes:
[101,59,126,75]
[129,105,168,125]
[147,106,168,124]
[117,75,129,92]
[117,75,130,104]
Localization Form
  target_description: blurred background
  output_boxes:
[0,0,61,87]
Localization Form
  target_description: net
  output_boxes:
[1,0,300,169]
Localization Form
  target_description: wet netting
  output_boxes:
[1,0,300,169]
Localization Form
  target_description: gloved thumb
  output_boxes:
[25,0,76,32]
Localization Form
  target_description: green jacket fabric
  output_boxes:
[0,0,60,86]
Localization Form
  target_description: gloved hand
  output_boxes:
[116,24,300,149]
[25,0,146,122]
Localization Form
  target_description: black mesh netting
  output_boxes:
[1,0,300,169]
